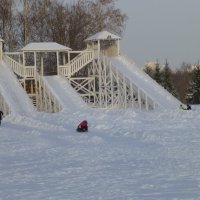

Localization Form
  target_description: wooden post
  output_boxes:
[123,74,127,108]
[56,51,59,75]
[34,52,37,69]
[116,69,120,107]
[22,51,26,90]
[117,39,120,56]
[110,63,114,108]
[68,51,71,77]
[22,52,25,66]
[41,55,43,76]
[98,40,102,106]
[0,37,4,62]
[34,52,37,103]
[103,56,108,108]
[98,40,100,64]
[63,52,66,65]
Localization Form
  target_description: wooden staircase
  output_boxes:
[59,50,94,77]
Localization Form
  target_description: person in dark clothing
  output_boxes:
[77,120,88,132]
[0,110,3,126]
[186,104,191,110]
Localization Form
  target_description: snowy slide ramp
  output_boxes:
[0,62,35,116]
[42,76,87,112]
[111,56,181,110]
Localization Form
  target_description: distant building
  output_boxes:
[143,60,177,73]
[143,61,158,71]
[187,64,199,72]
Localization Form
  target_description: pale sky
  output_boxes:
[116,0,200,67]
[64,0,200,67]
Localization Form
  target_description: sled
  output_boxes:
[76,127,88,132]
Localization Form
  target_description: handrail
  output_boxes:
[59,50,94,77]
[3,54,36,78]
[71,51,93,75]
[100,53,159,109]
[5,52,23,55]
[35,73,62,112]
[3,54,24,77]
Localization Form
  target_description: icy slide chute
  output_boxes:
[110,56,181,110]
[0,62,36,116]
[42,75,88,113]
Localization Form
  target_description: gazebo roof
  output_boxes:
[85,31,121,42]
[21,42,71,52]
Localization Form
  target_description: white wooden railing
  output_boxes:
[36,73,62,112]
[59,50,94,77]
[3,53,61,113]
[25,66,36,78]
[3,54,36,78]
[101,54,158,110]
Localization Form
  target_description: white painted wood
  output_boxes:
[2,38,157,112]
[0,37,3,62]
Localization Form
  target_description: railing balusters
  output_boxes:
[3,54,35,79]
[58,51,93,77]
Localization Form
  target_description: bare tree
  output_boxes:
[4,0,127,51]
[23,0,29,45]
[0,0,16,51]
[48,2,70,45]
[15,0,31,47]
[47,0,127,50]
[29,0,53,42]
[16,0,53,47]
[88,0,127,35]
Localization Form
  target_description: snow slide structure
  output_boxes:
[110,55,180,110]
[42,75,88,113]
[0,31,181,117]
[82,31,180,110]
[0,62,35,116]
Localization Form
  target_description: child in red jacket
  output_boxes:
[77,120,88,132]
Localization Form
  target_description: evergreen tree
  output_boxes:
[187,64,200,104]
[153,60,162,84]
[162,59,177,96]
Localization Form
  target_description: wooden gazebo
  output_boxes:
[21,42,72,76]
[85,30,121,58]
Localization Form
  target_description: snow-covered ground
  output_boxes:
[1,106,200,200]
[1,59,200,199]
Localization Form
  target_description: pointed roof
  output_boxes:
[21,42,71,52]
[85,31,121,42]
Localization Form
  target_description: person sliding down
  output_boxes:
[186,104,191,110]
[179,104,185,110]
[0,110,3,126]
[77,120,88,132]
